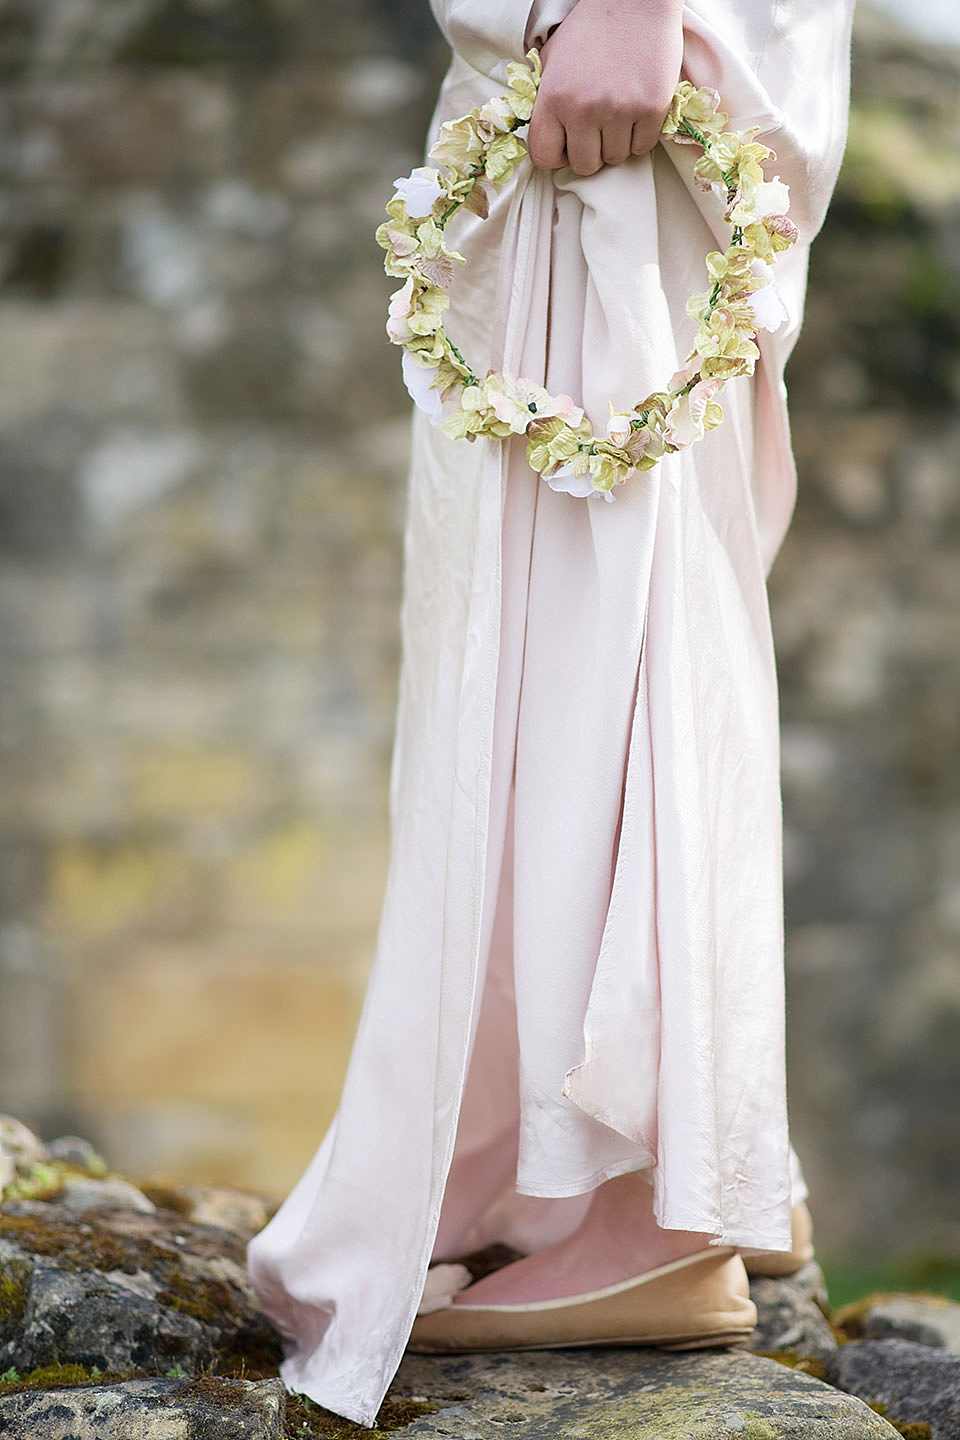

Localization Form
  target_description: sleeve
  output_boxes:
[523,0,576,48]
[427,0,541,78]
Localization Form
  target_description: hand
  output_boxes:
[527,0,685,176]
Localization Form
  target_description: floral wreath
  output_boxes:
[376,49,797,500]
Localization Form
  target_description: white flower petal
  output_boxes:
[544,464,615,501]
[393,167,445,220]
[664,395,698,449]
[385,276,415,343]
[752,176,791,220]
[749,284,788,332]
[607,411,633,448]
[417,1263,473,1316]
[747,260,788,332]
[401,349,444,424]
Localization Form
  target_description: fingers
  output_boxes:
[600,118,635,169]
[630,118,665,158]
[528,108,569,171]
[523,0,684,176]
[531,114,639,177]
[566,124,603,177]
[533,108,667,176]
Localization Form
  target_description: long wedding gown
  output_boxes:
[246,0,856,1425]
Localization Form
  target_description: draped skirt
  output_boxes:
[246,4,854,1420]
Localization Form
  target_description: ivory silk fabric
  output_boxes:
[246,0,855,1425]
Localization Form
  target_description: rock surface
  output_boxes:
[0,1121,47,1172]
[0,1198,281,1375]
[748,1267,838,1362]
[0,1119,949,1439]
[51,1175,157,1214]
[145,1181,273,1242]
[825,1338,960,1440]
[860,1294,960,1353]
[0,1376,286,1440]
[393,1348,900,1439]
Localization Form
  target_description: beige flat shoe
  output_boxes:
[742,1202,815,1277]
[407,1248,757,1354]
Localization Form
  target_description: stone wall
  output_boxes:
[0,0,957,1267]
[0,0,449,1188]
[772,9,960,1263]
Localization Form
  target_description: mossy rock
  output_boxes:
[0,1244,31,1343]
[867,1401,933,1440]
[0,1361,141,1395]
[0,1374,286,1440]
[388,1346,902,1438]
[285,1390,437,1439]
[0,1199,282,1378]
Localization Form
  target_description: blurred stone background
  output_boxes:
[0,0,956,1276]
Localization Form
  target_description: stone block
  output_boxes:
[393,1348,900,1438]
[48,840,202,941]
[221,823,387,933]
[0,303,181,429]
[748,1272,838,1362]
[0,1196,280,1376]
[51,1176,157,1215]
[68,944,363,1185]
[861,1295,960,1353]
[129,745,265,824]
[73,942,361,1093]
[0,1376,285,1440]
[825,1338,960,1439]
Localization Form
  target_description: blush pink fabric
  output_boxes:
[246,1,855,1425]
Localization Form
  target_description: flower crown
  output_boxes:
[377,50,797,501]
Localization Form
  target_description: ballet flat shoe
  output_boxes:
[407,1248,757,1355]
[742,1202,815,1278]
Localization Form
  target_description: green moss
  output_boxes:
[0,1155,114,1206]
[181,1374,255,1408]
[1,1163,65,1204]
[156,1268,240,1325]
[739,1416,779,1440]
[832,1292,894,1341]
[217,1350,277,1381]
[0,1362,140,1395]
[285,1391,437,1439]
[0,1210,141,1274]
[0,1203,283,1374]
[0,1268,29,1327]
[754,1349,828,1382]
[867,1401,932,1440]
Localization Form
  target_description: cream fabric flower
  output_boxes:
[393,167,446,219]
[416,1263,473,1316]
[402,350,446,424]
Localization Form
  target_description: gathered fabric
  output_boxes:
[246,0,855,1426]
